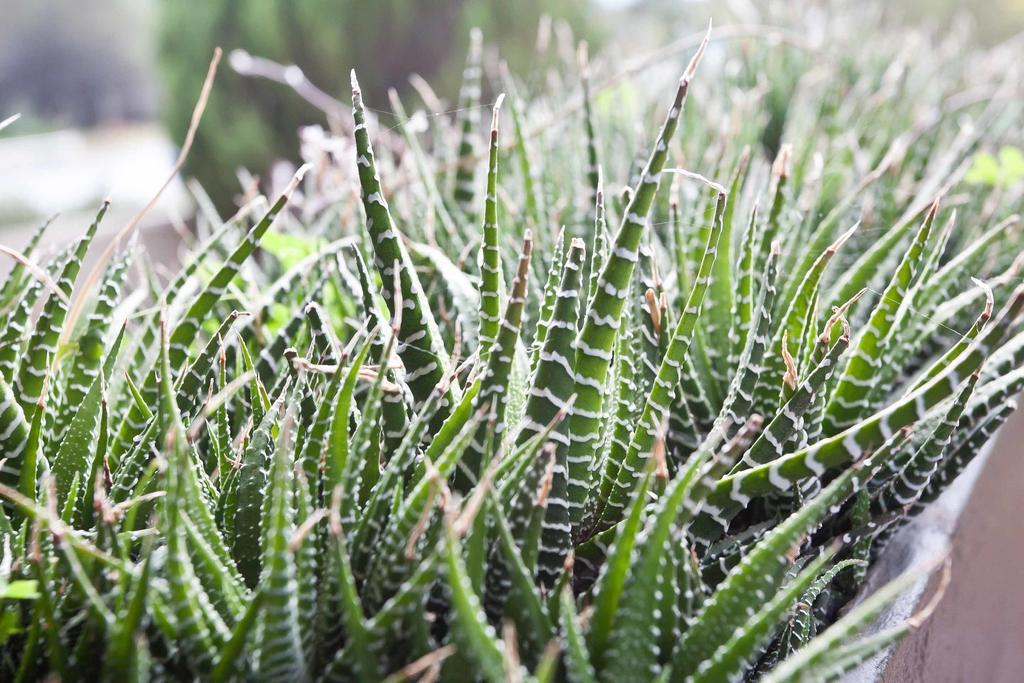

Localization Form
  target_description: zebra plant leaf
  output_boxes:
[50,327,125,509]
[754,224,855,413]
[232,386,288,587]
[518,237,585,581]
[600,191,725,528]
[15,203,105,415]
[110,172,304,465]
[762,558,949,683]
[691,313,994,545]
[672,450,892,677]
[443,520,509,682]
[54,243,133,441]
[0,374,31,491]
[690,546,837,683]
[566,34,708,531]
[351,70,455,417]
[600,420,747,682]
[154,322,227,673]
[0,215,52,310]
[253,408,306,681]
[560,586,598,683]
[824,203,938,432]
[477,94,507,358]
[460,231,533,489]
[451,27,484,216]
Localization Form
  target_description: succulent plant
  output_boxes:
[1,10,1022,682]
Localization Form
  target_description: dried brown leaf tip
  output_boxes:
[782,331,798,391]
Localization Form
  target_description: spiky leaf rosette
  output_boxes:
[2,12,1022,683]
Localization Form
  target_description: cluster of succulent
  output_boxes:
[1,8,1023,682]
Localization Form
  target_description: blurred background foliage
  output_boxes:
[2,0,1024,213]
[158,0,601,209]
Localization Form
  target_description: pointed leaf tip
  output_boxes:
[683,19,712,82]
[971,277,994,319]
[828,221,860,254]
[280,164,311,200]
[491,93,505,129]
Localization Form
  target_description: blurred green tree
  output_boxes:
[159,0,597,211]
